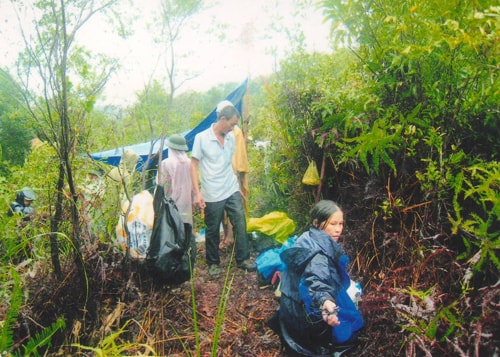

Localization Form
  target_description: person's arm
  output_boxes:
[8,202,20,216]
[190,158,205,209]
[302,254,341,326]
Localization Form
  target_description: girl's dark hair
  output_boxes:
[309,200,342,227]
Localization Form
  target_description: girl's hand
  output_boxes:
[321,300,340,326]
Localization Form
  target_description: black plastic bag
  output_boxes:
[146,185,191,284]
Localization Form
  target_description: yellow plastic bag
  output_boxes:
[302,160,321,186]
[247,211,296,244]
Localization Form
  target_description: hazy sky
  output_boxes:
[0,0,332,106]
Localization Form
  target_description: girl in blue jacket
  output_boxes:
[270,200,364,356]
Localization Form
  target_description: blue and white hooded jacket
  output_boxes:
[279,226,363,347]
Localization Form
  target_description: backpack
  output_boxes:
[146,185,191,284]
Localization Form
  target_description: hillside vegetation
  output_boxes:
[1,0,499,356]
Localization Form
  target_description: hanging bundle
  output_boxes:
[301,160,321,186]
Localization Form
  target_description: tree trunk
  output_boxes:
[49,163,64,280]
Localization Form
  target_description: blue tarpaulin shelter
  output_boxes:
[90,79,248,171]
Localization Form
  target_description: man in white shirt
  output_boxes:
[190,101,256,276]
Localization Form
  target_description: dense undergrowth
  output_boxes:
[0,150,497,356]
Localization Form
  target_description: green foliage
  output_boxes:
[300,0,500,353]
[9,0,124,280]
[187,245,237,357]
[414,150,499,277]
[1,0,497,354]
[343,118,402,175]
[396,286,463,344]
[107,81,236,152]
[84,106,124,152]
[239,3,498,353]
[321,0,500,159]
[0,70,34,169]
[254,51,363,224]
[124,80,171,144]
[0,268,23,352]
[72,320,156,356]
[20,317,66,357]
[13,0,119,153]
[1,143,61,267]
[449,161,500,274]
[211,269,235,357]
[316,0,499,228]
[0,267,65,357]
[0,112,33,167]
[9,142,59,220]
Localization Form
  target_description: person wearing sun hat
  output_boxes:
[8,187,37,219]
[157,133,196,264]
[190,100,256,276]
[165,134,188,151]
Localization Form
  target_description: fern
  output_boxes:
[0,268,23,352]
[20,317,66,357]
[343,118,402,175]
[397,287,463,345]
[450,161,500,274]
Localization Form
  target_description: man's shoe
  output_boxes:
[208,264,221,276]
[237,259,256,272]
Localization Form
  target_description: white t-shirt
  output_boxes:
[191,124,239,202]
